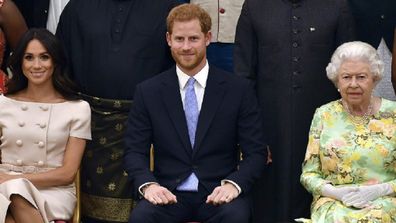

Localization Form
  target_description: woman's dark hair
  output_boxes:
[6,28,80,100]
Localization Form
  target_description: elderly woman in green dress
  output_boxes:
[298,41,396,222]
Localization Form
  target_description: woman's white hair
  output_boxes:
[326,41,384,85]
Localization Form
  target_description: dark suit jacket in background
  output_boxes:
[234,0,356,222]
[124,66,267,197]
[56,0,177,99]
[13,0,49,28]
[348,0,396,50]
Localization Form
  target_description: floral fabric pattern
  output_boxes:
[299,99,396,223]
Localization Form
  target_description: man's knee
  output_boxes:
[211,197,250,223]
[220,202,250,222]
[129,200,158,223]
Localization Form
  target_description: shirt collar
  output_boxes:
[177,61,209,90]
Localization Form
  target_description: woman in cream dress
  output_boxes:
[0,28,91,223]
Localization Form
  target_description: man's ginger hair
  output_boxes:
[167,4,212,34]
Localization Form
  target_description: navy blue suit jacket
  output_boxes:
[124,65,267,196]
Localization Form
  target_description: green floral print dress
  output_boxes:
[298,99,396,223]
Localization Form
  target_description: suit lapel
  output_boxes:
[161,68,192,155]
[193,68,226,155]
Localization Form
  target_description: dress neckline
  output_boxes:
[0,94,69,105]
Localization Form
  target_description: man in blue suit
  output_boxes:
[124,4,267,223]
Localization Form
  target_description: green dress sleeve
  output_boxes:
[300,107,330,196]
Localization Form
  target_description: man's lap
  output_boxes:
[129,189,251,223]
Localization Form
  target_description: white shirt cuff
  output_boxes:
[138,182,159,196]
[221,179,242,194]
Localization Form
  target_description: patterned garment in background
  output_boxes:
[299,99,396,222]
[79,94,135,222]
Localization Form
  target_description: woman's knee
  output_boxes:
[5,213,16,223]
[9,194,33,210]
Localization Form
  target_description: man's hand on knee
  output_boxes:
[143,184,177,205]
[206,183,239,205]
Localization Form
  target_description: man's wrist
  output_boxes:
[221,179,242,194]
[139,182,159,196]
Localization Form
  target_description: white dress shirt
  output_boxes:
[176,63,208,112]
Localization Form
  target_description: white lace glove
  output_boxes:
[321,184,358,201]
[342,183,393,208]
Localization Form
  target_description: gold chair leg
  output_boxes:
[72,169,81,223]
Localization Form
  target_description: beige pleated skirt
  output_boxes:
[0,178,76,222]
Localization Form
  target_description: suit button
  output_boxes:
[292,15,299,20]
[293,71,300,76]
[192,165,198,170]
[292,29,299,34]
[292,3,300,8]
[292,42,299,47]
[380,14,385,19]
[18,121,25,127]
[39,123,46,128]
[292,57,300,62]
[21,105,28,111]
[176,178,181,183]
[219,8,225,14]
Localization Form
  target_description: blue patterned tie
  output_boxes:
[177,77,199,191]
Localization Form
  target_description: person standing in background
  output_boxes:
[234,0,355,222]
[13,0,69,33]
[0,0,27,93]
[56,0,178,222]
[348,0,396,101]
[13,0,48,28]
[188,0,244,72]
[46,0,69,33]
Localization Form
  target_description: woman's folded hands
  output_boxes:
[321,184,358,201]
[321,183,394,209]
[342,183,393,208]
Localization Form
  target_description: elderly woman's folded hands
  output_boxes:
[321,183,394,209]
[321,184,358,202]
[342,183,393,208]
